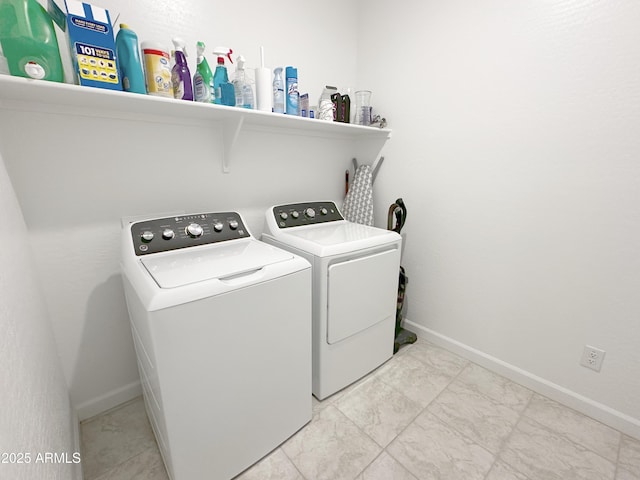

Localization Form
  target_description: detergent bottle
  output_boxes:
[0,0,64,82]
[115,24,145,94]
[212,47,235,106]
[232,55,254,109]
[193,41,214,103]
[171,37,193,101]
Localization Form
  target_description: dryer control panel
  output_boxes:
[130,212,250,256]
[273,201,344,228]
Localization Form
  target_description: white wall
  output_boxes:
[359,0,640,436]
[0,0,362,418]
[0,154,80,480]
[3,0,639,440]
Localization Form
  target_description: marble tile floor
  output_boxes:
[80,338,640,480]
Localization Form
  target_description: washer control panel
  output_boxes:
[130,212,250,256]
[273,201,344,228]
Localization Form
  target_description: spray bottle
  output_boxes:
[193,41,214,103]
[212,47,235,106]
[171,38,193,101]
[232,55,255,109]
[285,66,299,115]
[273,67,285,113]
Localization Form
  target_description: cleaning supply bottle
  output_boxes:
[285,66,299,115]
[212,47,235,106]
[318,85,337,121]
[193,41,214,103]
[0,43,9,75]
[171,37,193,101]
[115,24,145,94]
[0,0,64,82]
[273,67,284,113]
[232,55,254,109]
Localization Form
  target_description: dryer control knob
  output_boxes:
[279,212,288,220]
[141,231,154,243]
[228,219,239,230]
[291,211,300,219]
[213,222,224,232]
[305,208,316,218]
[186,223,204,238]
[162,229,175,240]
[320,207,328,215]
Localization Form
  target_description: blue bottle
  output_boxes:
[285,66,298,115]
[115,24,145,94]
[212,47,235,106]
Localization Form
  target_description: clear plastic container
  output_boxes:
[354,90,372,126]
[0,0,64,82]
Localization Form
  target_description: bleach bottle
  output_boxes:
[115,24,145,94]
[193,41,214,103]
[212,47,235,106]
[171,37,193,101]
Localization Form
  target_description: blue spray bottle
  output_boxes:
[212,47,235,106]
[285,66,299,115]
[171,38,193,101]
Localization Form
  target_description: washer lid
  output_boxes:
[141,239,294,288]
[271,222,401,257]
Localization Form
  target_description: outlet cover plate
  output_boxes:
[580,345,606,372]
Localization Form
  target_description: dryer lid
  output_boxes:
[141,239,294,288]
[269,222,401,257]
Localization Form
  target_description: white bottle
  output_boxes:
[273,67,285,113]
[318,85,337,121]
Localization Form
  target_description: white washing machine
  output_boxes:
[120,211,312,480]
[262,201,401,400]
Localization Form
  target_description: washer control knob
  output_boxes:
[305,208,316,218]
[279,212,288,220]
[162,229,175,240]
[291,211,300,219]
[213,222,224,232]
[141,231,154,243]
[228,219,239,230]
[186,223,204,238]
[320,207,328,215]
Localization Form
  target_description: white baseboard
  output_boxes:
[405,319,640,440]
[74,380,142,422]
[70,402,83,480]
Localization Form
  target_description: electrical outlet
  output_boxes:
[580,345,606,372]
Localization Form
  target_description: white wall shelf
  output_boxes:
[0,76,391,173]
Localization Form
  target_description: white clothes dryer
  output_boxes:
[121,211,311,480]
[262,201,401,400]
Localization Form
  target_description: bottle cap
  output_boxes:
[119,23,130,29]
[286,66,297,78]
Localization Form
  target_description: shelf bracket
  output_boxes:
[222,116,244,173]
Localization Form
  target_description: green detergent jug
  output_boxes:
[0,0,63,82]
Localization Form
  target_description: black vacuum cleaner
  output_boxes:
[388,198,417,353]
